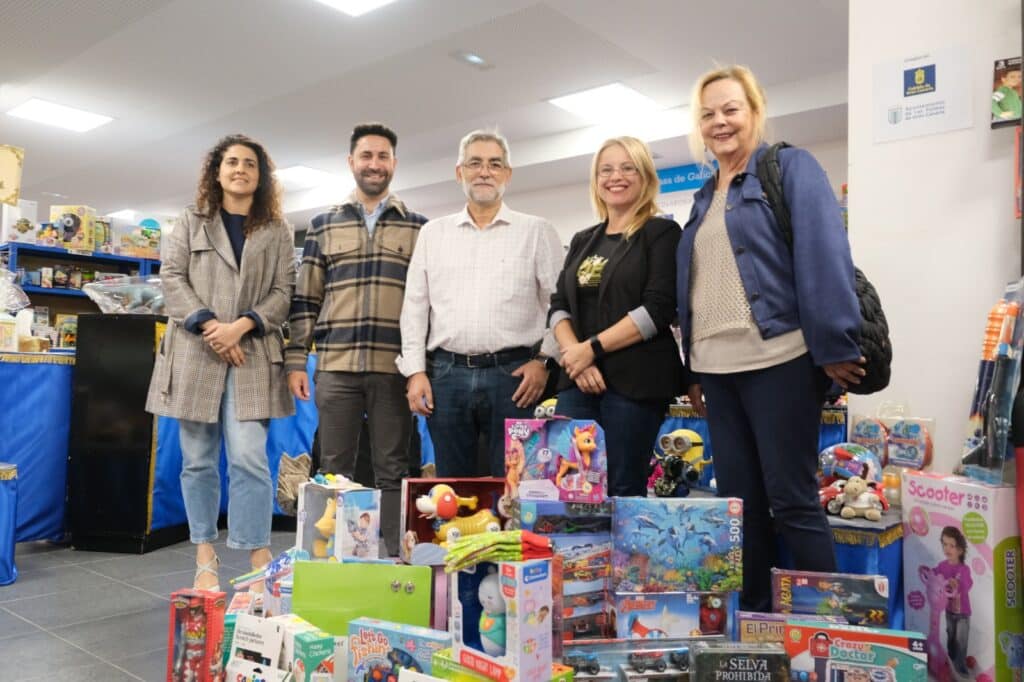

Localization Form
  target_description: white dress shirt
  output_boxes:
[397,203,563,376]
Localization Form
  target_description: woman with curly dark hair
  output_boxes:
[147,134,295,591]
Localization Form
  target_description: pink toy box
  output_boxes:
[504,418,607,504]
[901,470,1024,681]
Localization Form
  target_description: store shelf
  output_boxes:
[21,285,88,298]
[0,242,159,273]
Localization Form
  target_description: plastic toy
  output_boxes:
[534,398,557,419]
[771,568,889,626]
[477,571,507,656]
[415,483,499,546]
[313,497,337,559]
[818,442,882,484]
[651,428,710,497]
[627,650,666,673]
[919,565,955,681]
[555,423,598,489]
[668,647,690,671]
[834,475,889,521]
[561,649,600,675]
[436,510,501,547]
[505,418,607,504]
[400,478,506,566]
[297,480,381,562]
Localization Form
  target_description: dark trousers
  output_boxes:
[555,386,667,497]
[699,353,836,611]
[314,371,411,556]
[427,357,532,477]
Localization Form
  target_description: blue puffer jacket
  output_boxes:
[676,143,861,368]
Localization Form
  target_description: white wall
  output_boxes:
[415,139,848,245]
[848,0,1021,472]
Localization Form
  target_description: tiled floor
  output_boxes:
[0,530,295,681]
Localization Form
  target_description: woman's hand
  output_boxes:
[574,365,607,395]
[823,357,867,390]
[687,383,706,417]
[203,320,245,354]
[560,340,595,379]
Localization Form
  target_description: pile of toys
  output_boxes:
[0,203,162,257]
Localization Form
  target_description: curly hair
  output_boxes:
[194,134,282,234]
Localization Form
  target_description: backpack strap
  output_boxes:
[754,141,793,249]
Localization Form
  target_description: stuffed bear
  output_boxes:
[838,476,884,521]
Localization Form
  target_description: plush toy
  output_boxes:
[312,497,337,559]
[477,570,507,657]
[836,476,888,521]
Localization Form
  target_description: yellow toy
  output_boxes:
[652,428,710,497]
[555,423,598,489]
[435,509,501,546]
[312,497,336,559]
[534,397,557,419]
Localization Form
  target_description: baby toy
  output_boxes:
[477,570,507,657]
[312,497,336,559]
[834,476,889,521]
[435,510,501,546]
[415,483,499,545]
[919,565,954,682]
[555,423,598,490]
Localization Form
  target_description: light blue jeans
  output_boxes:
[179,368,272,549]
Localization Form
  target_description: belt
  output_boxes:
[429,346,534,369]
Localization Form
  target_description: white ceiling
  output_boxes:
[0,0,849,223]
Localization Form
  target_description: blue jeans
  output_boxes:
[555,386,667,496]
[179,368,272,549]
[698,353,834,611]
[427,357,532,477]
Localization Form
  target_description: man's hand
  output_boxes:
[560,340,595,380]
[511,359,548,408]
[288,370,310,400]
[574,365,606,395]
[406,372,434,416]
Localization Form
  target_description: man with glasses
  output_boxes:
[397,130,563,477]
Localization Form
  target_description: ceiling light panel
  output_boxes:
[6,98,113,132]
[548,83,660,124]
[275,166,343,191]
[310,0,398,17]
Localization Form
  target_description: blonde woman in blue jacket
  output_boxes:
[677,65,865,612]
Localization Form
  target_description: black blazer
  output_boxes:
[549,216,689,401]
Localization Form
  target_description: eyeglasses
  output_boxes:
[462,159,507,173]
[597,164,640,178]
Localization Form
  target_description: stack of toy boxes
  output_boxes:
[901,470,1024,681]
[224,613,286,681]
[784,619,927,681]
[221,592,255,672]
[296,479,381,561]
[611,496,743,639]
[347,617,450,679]
[520,499,613,641]
[770,568,891,626]
[432,649,573,682]
[450,559,553,682]
[166,589,227,682]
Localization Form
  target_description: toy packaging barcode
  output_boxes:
[770,568,889,626]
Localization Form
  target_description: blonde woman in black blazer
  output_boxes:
[549,136,687,496]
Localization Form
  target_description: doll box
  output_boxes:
[783,620,927,682]
[770,568,890,626]
[611,496,743,593]
[347,617,450,679]
[400,478,505,565]
[49,205,95,252]
[901,470,1024,681]
[505,418,607,504]
[296,480,381,561]
[613,591,736,639]
[450,559,553,682]
[166,589,227,682]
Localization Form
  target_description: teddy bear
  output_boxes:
[837,475,886,521]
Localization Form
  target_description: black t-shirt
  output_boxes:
[575,230,621,340]
[220,208,246,266]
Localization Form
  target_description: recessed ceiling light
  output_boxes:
[6,98,113,132]
[310,0,398,17]
[451,50,494,70]
[275,166,343,191]
[106,209,137,221]
[548,83,660,124]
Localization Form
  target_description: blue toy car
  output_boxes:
[562,650,601,675]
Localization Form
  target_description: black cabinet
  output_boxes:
[68,313,188,553]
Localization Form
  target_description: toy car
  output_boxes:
[562,650,601,675]
[669,647,690,670]
[627,651,667,673]
[819,479,847,515]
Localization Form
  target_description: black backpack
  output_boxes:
[755,142,892,395]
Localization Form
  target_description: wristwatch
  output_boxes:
[537,354,558,372]
[589,335,606,359]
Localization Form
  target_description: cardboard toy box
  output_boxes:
[517,499,612,535]
[505,417,607,504]
[784,619,927,682]
[451,559,552,682]
[611,496,743,593]
[166,589,227,682]
[689,641,789,681]
[348,617,450,679]
[296,480,381,561]
[49,205,95,252]
[431,649,571,682]
[614,591,736,640]
[770,568,890,626]
[293,628,341,682]
[732,610,847,644]
[400,477,505,565]
[1,199,37,243]
[901,470,1024,681]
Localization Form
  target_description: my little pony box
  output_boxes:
[504,418,607,504]
[901,470,1024,681]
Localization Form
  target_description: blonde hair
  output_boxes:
[589,137,660,239]
[688,64,768,164]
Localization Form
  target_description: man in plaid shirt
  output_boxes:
[286,123,428,555]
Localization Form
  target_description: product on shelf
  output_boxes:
[50,205,96,253]
[771,568,889,626]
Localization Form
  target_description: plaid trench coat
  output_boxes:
[146,207,296,423]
